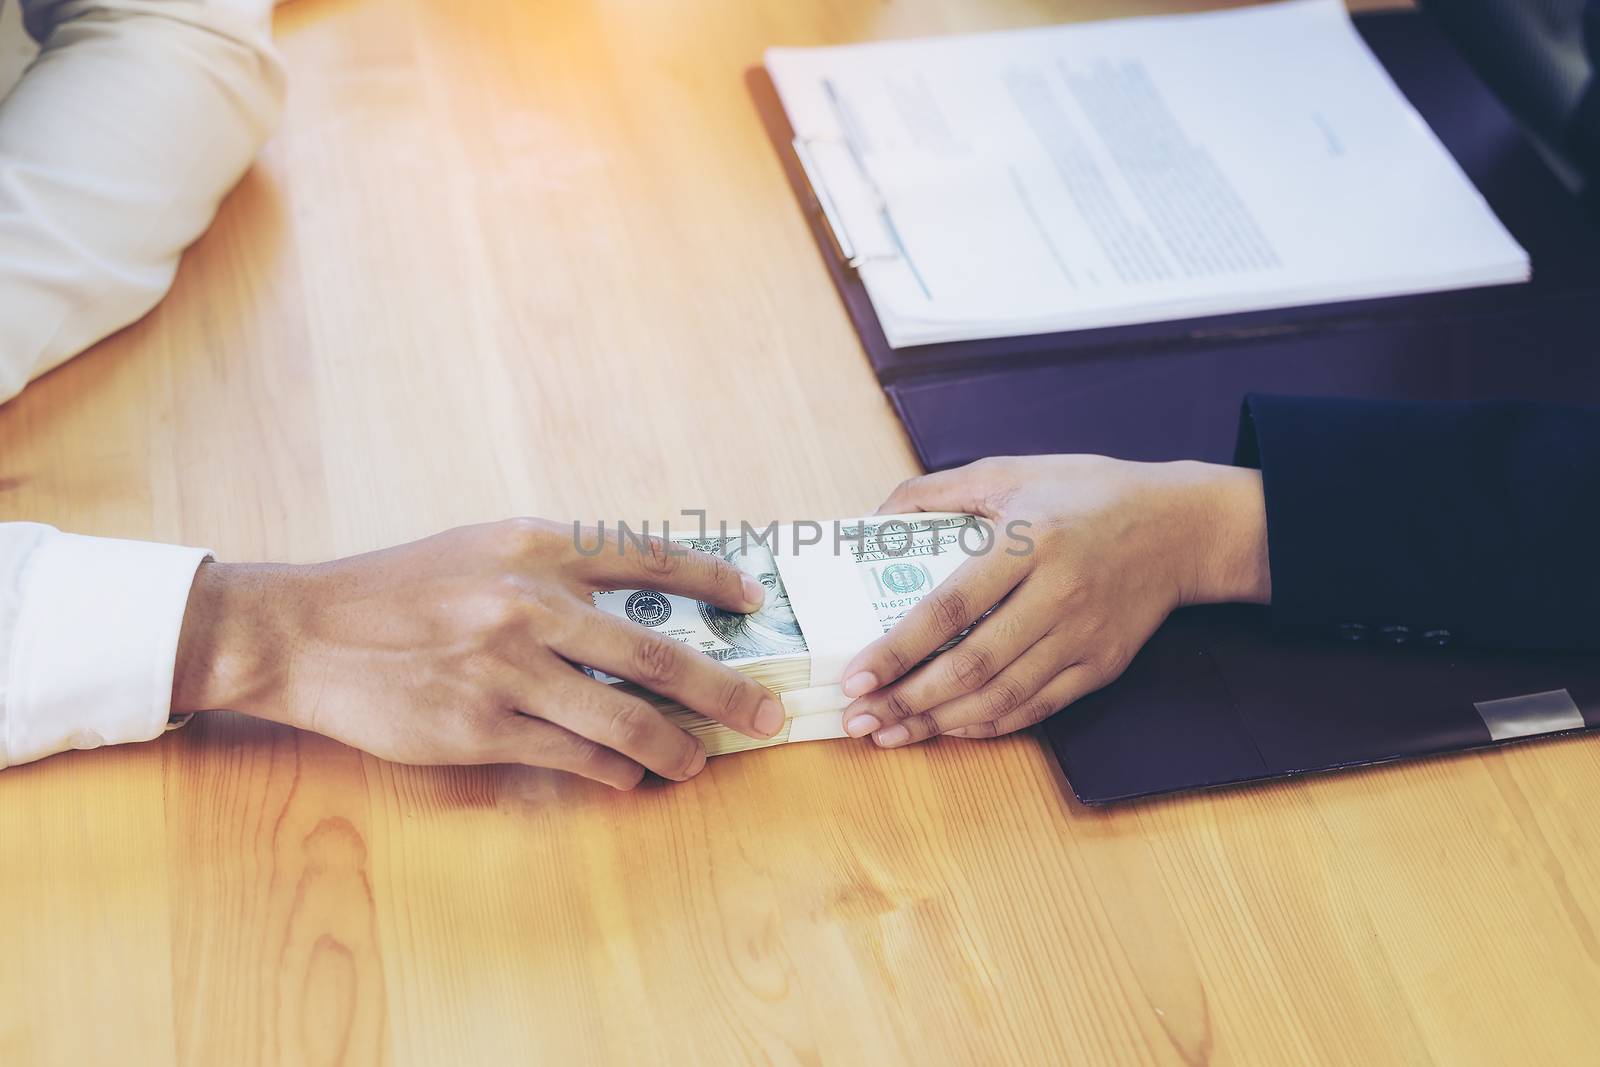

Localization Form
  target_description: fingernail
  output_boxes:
[844,713,880,738]
[741,575,766,609]
[755,698,785,738]
[685,747,707,778]
[842,671,878,698]
[874,724,910,748]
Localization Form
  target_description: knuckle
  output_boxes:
[521,584,574,633]
[518,594,559,637]
[1080,657,1114,690]
[475,588,528,635]
[562,733,608,771]
[493,516,557,559]
[628,635,683,689]
[970,457,1020,505]
[980,675,1028,721]
[929,588,971,635]
[882,686,919,723]
[490,573,541,620]
[638,537,683,580]
[890,476,923,503]
[492,571,531,600]
[1088,651,1130,694]
[607,700,657,752]
[946,645,994,691]
[971,456,1010,481]
[1018,693,1062,727]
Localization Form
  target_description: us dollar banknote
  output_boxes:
[590,535,808,667]
[841,514,974,636]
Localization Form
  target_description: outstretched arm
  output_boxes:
[2,520,788,781]
[837,395,1600,749]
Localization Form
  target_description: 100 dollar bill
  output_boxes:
[590,514,988,685]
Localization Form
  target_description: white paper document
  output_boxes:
[766,0,1530,348]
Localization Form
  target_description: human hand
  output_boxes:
[171,519,787,788]
[838,456,1270,747]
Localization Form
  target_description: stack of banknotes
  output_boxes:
[590,514,982,755]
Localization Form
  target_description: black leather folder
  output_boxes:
[752,9,1600,802]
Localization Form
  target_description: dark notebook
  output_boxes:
[754,10,1600,801]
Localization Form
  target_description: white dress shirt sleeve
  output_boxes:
[0,0,284,401]
[0,1,279,766]
[0,525,209,768]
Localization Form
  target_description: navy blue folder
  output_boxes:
[753,10,1600,802]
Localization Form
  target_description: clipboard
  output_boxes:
[749,9,1600,469]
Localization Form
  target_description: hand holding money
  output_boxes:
[173,519,786,788]
[837,456,1272,747]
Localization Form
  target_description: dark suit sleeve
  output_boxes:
[1233,394,1600,650]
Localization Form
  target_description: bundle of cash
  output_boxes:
[590,514,988,755]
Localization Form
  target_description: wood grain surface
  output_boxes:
[6,1,1598,1064]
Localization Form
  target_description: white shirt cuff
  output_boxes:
[3,532,209,768]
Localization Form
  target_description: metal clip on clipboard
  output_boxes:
[791,135,900,271]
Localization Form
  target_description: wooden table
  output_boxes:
[4,1,1598,1063]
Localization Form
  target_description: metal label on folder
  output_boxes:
[1473,688,1586,741]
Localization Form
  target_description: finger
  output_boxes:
[839,551,1028,699]
[943,664,1105,740]
[576,529,764,613]
[864,631,1077,747]
[552,608,786,739]
[875,465,993,517]
[492,714,647,790]
[841,581,1060,737]
[524,672,707,782]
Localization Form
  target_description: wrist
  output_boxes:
[171,561,296,718]
[1167,461,1272,606]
